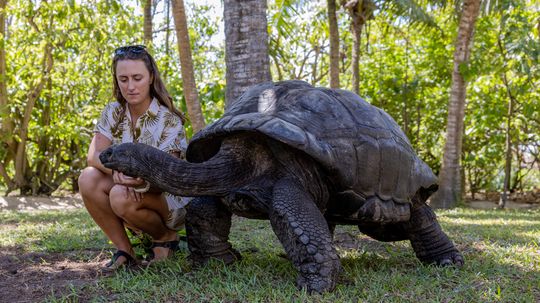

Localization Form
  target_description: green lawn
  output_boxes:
[1,208,539,302]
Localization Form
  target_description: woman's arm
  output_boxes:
[87,133,113,174]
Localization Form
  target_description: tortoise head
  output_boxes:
[99,143,160,179]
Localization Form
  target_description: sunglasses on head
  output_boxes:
[114,45,147,56]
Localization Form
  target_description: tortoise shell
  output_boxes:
[187,80,437,223]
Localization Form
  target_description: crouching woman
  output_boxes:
[78,45,188,269]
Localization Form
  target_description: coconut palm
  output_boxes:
[223,0,272,106]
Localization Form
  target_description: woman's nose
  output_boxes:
[127,80,135,90]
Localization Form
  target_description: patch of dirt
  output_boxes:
[0,246,111,303]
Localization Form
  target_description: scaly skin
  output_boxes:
[269,178,342,294]
[405,202,464,266]
[358,195,463,267]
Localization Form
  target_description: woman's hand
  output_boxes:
[112,171,147,203]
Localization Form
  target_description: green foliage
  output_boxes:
[0,0,139,194]
[463,1,540,192]
[152,2,225,137]
[0,0,538,196]
[267,0,539,193]
[0,1,227,193]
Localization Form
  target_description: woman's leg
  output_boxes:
[78,167,135,265]
[109,185,178,260]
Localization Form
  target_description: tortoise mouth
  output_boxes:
[99,145,127,172]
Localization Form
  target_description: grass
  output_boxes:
[1,207,539,302]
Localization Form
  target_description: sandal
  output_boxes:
[151,240,180,253]
[103,250,138,270]
[145,240,180,265]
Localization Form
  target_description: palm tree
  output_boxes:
[430,0,481,208]
[341,0,374,94]
[171,0,206,133]
[224,0,271,106]
[327,0,340,88]
[143,0,152,46]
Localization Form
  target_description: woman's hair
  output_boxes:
[112,45,186,123]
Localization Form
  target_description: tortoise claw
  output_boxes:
[433,251,464,267]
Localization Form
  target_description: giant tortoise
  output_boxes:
[100,80,463,293]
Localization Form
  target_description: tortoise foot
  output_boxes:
[427,250,464,267]
[296,274,335,294]
[295,260,342,294]
[189,248,242,267]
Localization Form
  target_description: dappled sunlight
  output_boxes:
[441,216,540,227]
[257,89,277,114]
[0,195,83,211]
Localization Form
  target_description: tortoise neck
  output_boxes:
[145,137,271,197]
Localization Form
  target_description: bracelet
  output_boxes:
[133,181,151,193]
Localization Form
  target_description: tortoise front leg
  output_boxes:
[405,199,464,266]
[186,196,241,266]
[269,178,342,293]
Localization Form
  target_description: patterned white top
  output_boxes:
[94,98,189,209]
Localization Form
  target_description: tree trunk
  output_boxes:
[342,0,373,94]
[224,0,271,106]
[327,0,340,88]
[171,0,206,133]
[143,0,152,46]
[0,0,15,192]
[498,36,515,209]
[163,0,171,81]
[15,41,54,193]
[500,111,513,209]
[430,0,481,209]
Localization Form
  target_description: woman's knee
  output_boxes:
[78,167,106,195]
[109,185,136,218]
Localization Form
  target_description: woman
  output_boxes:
[78,45,188,269]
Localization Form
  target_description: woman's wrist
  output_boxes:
[133,180,151,193]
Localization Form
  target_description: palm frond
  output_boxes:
[139,110,159,129]
[157,130,170,147]
[269,0,300,37]
[381,0,440,31]
[110,105,126,139]
[163,112,180,129]
[139,129,154,145]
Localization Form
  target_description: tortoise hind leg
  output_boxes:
[269,178,342,294]
[358,200,463,267]
[185,196,241,266]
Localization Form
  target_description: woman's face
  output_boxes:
[115,59,152,106]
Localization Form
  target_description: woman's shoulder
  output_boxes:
[100,101,124,116]
[103,101,122,111]
[155,101,183,123]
